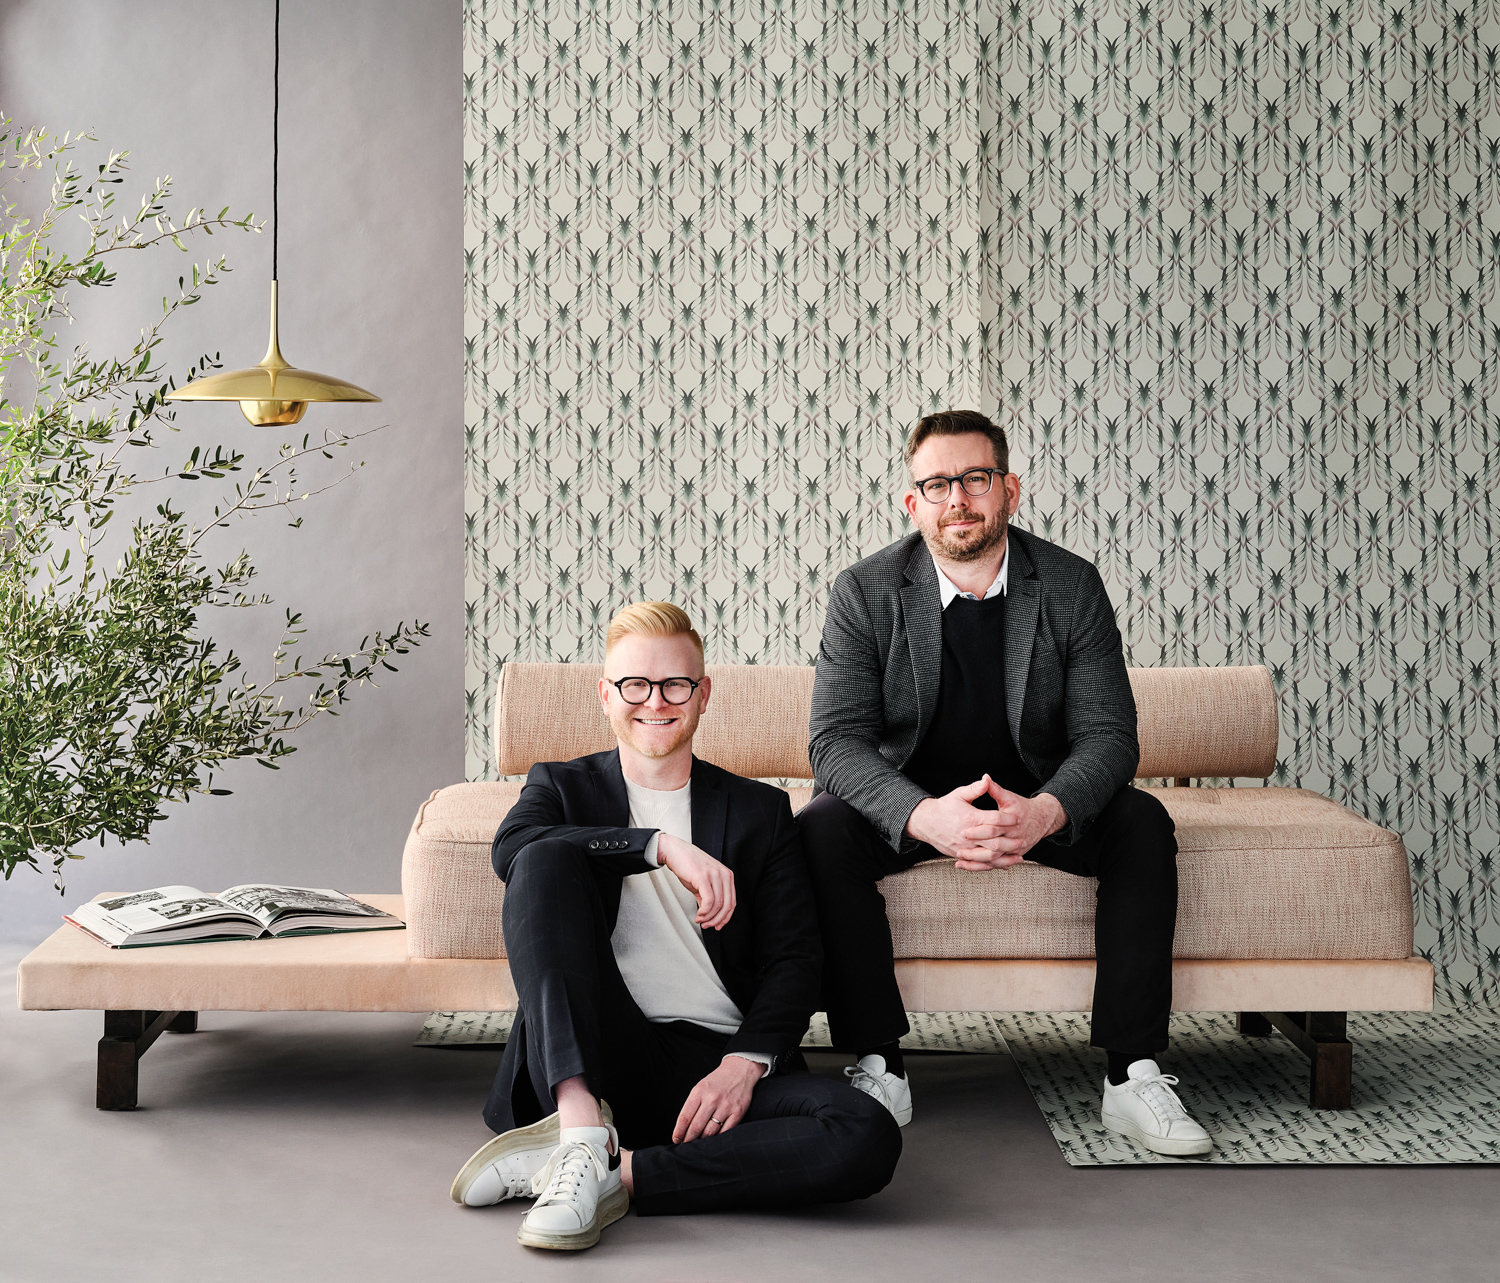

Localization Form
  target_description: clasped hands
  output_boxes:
[906,774,1068,870]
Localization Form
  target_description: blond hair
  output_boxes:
[604,601,704,663]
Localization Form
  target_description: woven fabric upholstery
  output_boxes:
[495,663,816,779]
[403,782,1412,963]
[402,783,515,959]
[494,665,612,775]
[494,661,1274,781]
[1132,665,1277,779]
[882,787,1414,961]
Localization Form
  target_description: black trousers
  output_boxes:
[483,838,903,1217]
[798,785,1179,1053]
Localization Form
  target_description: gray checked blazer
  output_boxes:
[808,526,1139,852]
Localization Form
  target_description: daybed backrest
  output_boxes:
[494,662,1278,781]
[494,664,815,778]
[1130,664,1277,779]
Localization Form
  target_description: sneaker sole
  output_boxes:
[1100,1108,1213,1157]
[892,1101,913,1127]
[450,1102,615,1205]
[517,1182,630,1251]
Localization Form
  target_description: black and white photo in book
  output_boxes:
[64,884,401,949]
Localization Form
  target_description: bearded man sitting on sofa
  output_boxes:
[450,601,901,1251]
[801,409,1213,1157]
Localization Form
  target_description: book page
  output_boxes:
[87,886,232,934]
[95,887,204,914]
[220,885,389,924]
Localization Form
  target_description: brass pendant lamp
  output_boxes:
[167,0,378,425]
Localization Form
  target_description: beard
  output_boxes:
[611,703,700,760]
[926,502,1009,563]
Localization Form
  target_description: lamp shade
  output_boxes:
[167,281,379,426]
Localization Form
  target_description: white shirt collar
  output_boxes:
[933,541,1009,609]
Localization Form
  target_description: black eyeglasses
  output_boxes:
[913,468,1006,503]
[610,676,702,705]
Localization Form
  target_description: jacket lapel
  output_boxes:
[901,540,943,742]
[689,756,728,863]
[597,750,631,825]
[689,757,729,967]
[1005,533,1040,747]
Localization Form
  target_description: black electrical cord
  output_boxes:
[273,0,280,281]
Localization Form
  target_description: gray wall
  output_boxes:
[0,0,464,943]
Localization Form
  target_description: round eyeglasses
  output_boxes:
[610,676,702,705]
[914,467,1005,503]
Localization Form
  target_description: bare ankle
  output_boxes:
[554,1075,603,1130]
[620,1148,634,1195]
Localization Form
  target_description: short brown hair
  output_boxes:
[604,601,704,664]
[903,410,1009,481]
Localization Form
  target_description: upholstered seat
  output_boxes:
[402,781,1414,964]
[883,787,1413,961]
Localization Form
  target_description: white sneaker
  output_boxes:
[845,1054,913,1127]
[450,1104,615,1207]
[1100,1059,1213,1157]
[516,1127,629,1251]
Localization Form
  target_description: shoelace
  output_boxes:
[1130,1072,1190,1122]
[530,1140,608,1206]
[497,1170,535,1199]
[845,1063,891,1105]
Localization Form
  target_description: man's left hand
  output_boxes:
[953,785,1068,870]
[672,1054,764,1143]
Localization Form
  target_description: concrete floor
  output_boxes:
[3,945,1496,1283]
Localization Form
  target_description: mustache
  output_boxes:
[939,509,994,529]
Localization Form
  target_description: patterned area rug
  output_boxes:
[415,1009,1500,1165]
[997,1010,1500,1166]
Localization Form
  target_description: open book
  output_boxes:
[65,885,402,948]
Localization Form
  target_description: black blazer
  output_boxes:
[493,749,822,1064]
[809,526,1140,852]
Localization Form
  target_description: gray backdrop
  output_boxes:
[0,0,464,944]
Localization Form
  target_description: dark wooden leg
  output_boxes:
[97,1010,181,1110]
[1237,1011,1273,1036]
[1263,1011,1352,1109]
[166,1011,198,1034]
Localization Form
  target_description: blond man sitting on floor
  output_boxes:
[450,602,901,1250]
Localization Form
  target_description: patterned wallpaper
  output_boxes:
[465,0,1498,1004]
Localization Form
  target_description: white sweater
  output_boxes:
[612,777,745,1035]
[613,780,775,1075]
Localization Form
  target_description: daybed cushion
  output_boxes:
[883,787,1413,960]
[402,784,1413,962]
